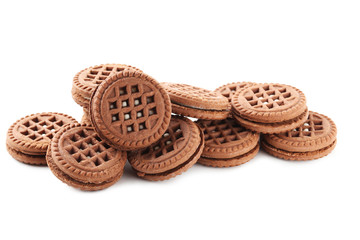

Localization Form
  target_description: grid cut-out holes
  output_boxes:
[103,143,111,149]
[139,123,146,130]
[258,96,264,100]
[163,132,170,137]
[49,126,56,132]
[29,135,36,140]
[252,88,260,94]
[154,146,160,151]
[67,147,76,155]
[292,132,300,137]
[103,154,110,162]
[263,101,269,105]
[277,101,285,106]
[218,138,226,144]
[57,120,64,127]
[223,93,230,97]
[245,96,253,101]
[112,114,119,122]
[32,117,39,123]
[176,128,181,132]
[78,130,86,138]
[119,86,127,96]
[314,126,323,131]
[86,152,93,159]
[147,96,155,104]
[109,101,117,110]
[263,85,270,91]
[229,86,237,91]
[42,123,47,127]
[87,75,95,79]
[267,90,275,97]
[117,67,125,72]
[90,70,99,75]
[149,107,157,116]
[283,92,291,98]
[95,135,102,143]
[30,125,38,132]
[166,140,172,145]
[131,85,139,93]
[304,123,310,126]
[124,112,131,121]
[304,128,309,132]
[106,66,114,71]
[176,132,183,139]
[122,100,129,107]
[249,100,258,106]
[127,124,134,133]
[267,103,274,109]
[278,88,286,93]
[142,148,150,155]
[70,134,78,143]
[23,121,30,127]
[48,116,57,122]
[94,159,102,166]
[137,110,143,118]
[134,97,141,106]
[155,150,163,158]
[274,98,280,102]
[79,143,87,150]
[166,145,174,152]
[98,76,107,80]
[314,120,322,125]
[74,154,85,163]
[21,130,29,136]
[303,132,311,137]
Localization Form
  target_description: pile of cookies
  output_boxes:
[6,64,337,191]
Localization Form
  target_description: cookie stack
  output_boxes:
[6,64,337,191]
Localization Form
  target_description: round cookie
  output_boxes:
[231,83,308,133]
[129,116,204,181]
[161,83,230,120]
[72,64,142,107]
[215,82,256,102]
[6,112,78,165]
[196,118,260,167]
[261,111,337,160]
[90,69,172,150]
[46,123,127,191]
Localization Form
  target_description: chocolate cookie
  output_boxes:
[215,82,256,102]
[47,123,127,191]
[72,64,142,107]
[129,116,204,181]
[90,69,172,150]
[6,112,78,165]
[196,118,260,167]
[231,83,309,133]
[161,83,230,120]
[261,111,337,160]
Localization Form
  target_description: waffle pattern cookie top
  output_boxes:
[129,116,202,174]
[231,83,307,123]
[50,124,127,183]
[7,112,78,155]
[263,111,337,152]
[161,83,229,110]
[215,82,256,102]
[90,70,171,150]
[197,118,259,158]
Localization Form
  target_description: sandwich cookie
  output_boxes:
[231,83,309,133]
[6,112,78,165]
[215,82,256,102]
[196,118,260,167]
[46,123,127,191]
[72,64,142,107]
[161,83,230,120]
[90,69,171,150]
[261,111,337,160]
[129,116,204,181]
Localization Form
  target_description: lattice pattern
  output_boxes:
[63,128,114,167]
[245,84,296,109]
[107,83,159,134]
[218,82,253,101]
[20,115,67,142]
[141,122,184,158]
[284,112,324,138]
[200,119,249,145]
[84,65,126,85]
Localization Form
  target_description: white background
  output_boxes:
[0,1,359,239]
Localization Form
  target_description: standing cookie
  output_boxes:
[6,112,78,165]
[129,116,204,181]
[231,83,309,133]
[47,123,127,191]
[261,111,337,160]
[90,69,171,150]
[196,118,260,167]
[72,64,142,107]
[215,82,256,102]
[161,83,230,120]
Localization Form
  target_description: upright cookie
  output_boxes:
[6,112,78,165]
[47,123,127,191]
[261,111,337,160]
[90,70,171,150]
[215,82,256,102]
[161,83,230,120]
[231,83,309,133]
[129,116,204,181]
[72,64,142,107]
[196,118,260,167]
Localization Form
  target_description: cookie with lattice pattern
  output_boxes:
[6,112,78,165]
[128,116,204,181]
[215,82,256,102]
[72,64,142,107]
[46,123,127,191]
[161,83,230,120]
[90,69,172,150]
[196,118,260,167]
[261,111,337,160]
[231,83,308,133]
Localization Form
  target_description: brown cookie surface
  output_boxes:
[90,70,171,150]
[261,111,337,160]
[72,64,142,107]
[47,123,127,191]
[161,82,230,119]
[6,112,78,165]
[196,118,260,167]
[129,116,204,181]
[215,82,256,102]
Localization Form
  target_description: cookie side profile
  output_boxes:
[129,116,204,181]
[261,111,337,160]
[90,70,172,150]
